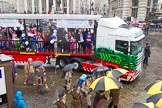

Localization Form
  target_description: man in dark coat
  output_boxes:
[143,43,151,65]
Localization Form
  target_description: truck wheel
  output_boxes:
[57,57,68,68]
[70,58,84,71]
[71,60,81,71]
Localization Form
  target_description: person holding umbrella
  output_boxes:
[52,93,67,108]
[90,76,122,108]
[64,69,73,91]
[93,90,109,108]
[62,63,76,91]
[108,77,122,108]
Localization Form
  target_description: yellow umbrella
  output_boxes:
[145,80,162,95]
[107,68,128,78]
[90,76,122,91]
[147,93,162,107]
[132,102,158,108]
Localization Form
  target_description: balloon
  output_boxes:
[50,39,55,44]
[25,41,29,45]
[90,29,94,33]
[21,33,25,37]
[14,27,17,31]
[22,37,26,42]
[28,33,31,36]
[53,33,57,36]
[53,29,57,33]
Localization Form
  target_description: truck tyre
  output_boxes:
[57,57,68,68]
[70,58,84,71]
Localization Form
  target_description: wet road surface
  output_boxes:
[14,34,162,108]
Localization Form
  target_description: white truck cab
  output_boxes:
[96,17,145,81]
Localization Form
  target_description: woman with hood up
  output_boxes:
[14,91,27,108]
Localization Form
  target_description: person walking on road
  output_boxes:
[24,58,36,85]
[143,43,151,65]
[64,70,73,91]
[108,77,122,108]
[14,91,27,108]
[53,93,67,108]
[93,90,109,108]
[81,75,92,108]
[68,85,82,108]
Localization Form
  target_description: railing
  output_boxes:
[0,40,95,54]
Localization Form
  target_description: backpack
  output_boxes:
[77,74,87,88]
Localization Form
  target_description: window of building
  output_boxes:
[132,0,138,7]
[132,8,138,18]
[161,4,162,10]
[147,0,151,6]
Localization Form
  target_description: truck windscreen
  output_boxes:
[130,39,143,55]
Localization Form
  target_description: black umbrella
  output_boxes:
[31,60,44,67]
[62,63,77,72]
[146,93,162,107]
[92,66,110,73]
[132,102,158,108]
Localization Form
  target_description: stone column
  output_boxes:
[32,0,35,14]
[46,0,49,14]
[24,0,27,13]
[53,0,56,12]
[150,0,153,12]
[39,0,42,14]
[73,0,76,14]
[67,0,69,14]
[60,0,63,12]
[122,0,132,19]
[138,0,147,21]
[78,0,81,14]
[16,0,19,13]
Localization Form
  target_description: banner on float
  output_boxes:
[56,20,94,28]
[0,67,6,95]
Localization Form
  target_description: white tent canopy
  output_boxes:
[0,14,102,20]
[0,19,23,27]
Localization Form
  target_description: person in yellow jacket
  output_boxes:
[24,58,36,85]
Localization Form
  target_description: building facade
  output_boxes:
[81,0,95,14]
[94,0,158,21]
[94,0,109,17]
[0,0,16,13]
[16,0,81,14]
[156,0,162,19]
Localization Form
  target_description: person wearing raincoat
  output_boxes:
[64,70,73,91]
[108,77,122,108]
[81,75,92,108]
[93,90,109,108]
[52,93,67,108]
[14,91,27,108]
[24,58,36,85]
[68,85,82,108]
